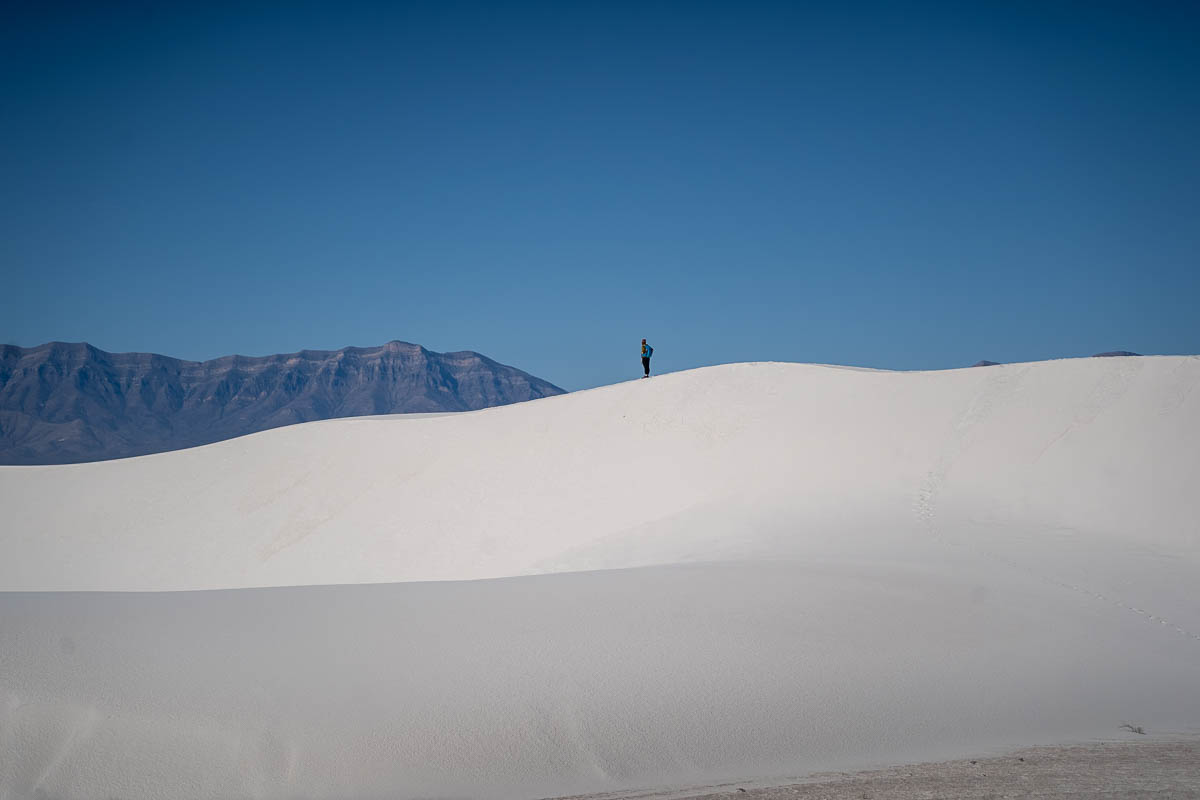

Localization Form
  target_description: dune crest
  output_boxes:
[1,357,1196,592]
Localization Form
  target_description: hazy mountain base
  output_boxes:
[556,736,1200,799]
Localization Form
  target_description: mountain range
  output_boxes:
[0,341,564,465]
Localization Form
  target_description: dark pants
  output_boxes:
[642,357,650,376]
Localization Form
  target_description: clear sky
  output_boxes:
[3,1,1197,390]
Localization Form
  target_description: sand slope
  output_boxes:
[1,357,1197,592]
[1,357,1198,799]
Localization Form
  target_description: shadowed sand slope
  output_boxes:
[3,566,1199,799]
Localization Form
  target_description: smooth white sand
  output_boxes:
[1,356,1198,799]
[2,357,1196,593]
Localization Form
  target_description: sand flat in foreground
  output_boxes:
[561,736,1200,799]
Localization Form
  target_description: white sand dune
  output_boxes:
[1,356,1198,799]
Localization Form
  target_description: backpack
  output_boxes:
[646,345,654,357]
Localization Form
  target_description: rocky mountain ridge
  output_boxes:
[0,341,564,465]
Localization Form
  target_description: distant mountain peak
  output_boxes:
[0,341,564,465]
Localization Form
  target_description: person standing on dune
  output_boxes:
[641,339,653,378]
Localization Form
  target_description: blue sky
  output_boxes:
[3,1,1197,390]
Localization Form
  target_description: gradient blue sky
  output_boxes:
[3,1,1197,389]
